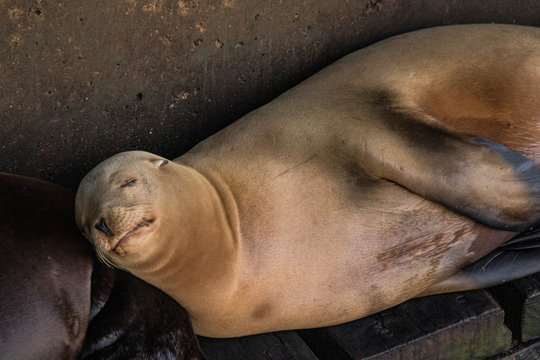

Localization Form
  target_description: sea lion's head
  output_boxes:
[75,151,174,269]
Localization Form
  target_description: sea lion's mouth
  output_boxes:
[110,217,155,254]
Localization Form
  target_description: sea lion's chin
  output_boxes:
[92,237,136,269]
[110,236,129,256]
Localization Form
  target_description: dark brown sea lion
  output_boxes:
[75,24,540,337]
[0,173,203,359]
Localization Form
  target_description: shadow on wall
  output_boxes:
[1,0,540,189]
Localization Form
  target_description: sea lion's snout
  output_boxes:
[95,218,114,237]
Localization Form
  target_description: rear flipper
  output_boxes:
[422,230,540,296]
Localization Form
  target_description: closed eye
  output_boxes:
[121,179,137,188]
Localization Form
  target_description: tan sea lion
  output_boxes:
[75,24,540,338]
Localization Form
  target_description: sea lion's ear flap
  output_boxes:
[152,159,169,167]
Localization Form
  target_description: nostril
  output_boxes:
[95,218,114,237]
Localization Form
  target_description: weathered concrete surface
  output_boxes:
[2,0,540,189]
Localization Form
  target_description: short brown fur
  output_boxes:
[76,25,540,337]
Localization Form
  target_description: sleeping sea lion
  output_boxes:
[75,24,540,337]
[0,173,204,359]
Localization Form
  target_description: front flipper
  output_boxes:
[360,102,540,231]
[421,231,540,296]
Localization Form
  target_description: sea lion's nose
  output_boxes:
[95,218,114,237]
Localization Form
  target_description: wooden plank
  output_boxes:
[490,273,540,343]
[300,290,512,360]
[497,341,540,360]
[513,273,540,342]
[198,331,318,360]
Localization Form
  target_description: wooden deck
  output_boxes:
[199,273,540,360]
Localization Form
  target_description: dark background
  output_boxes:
[2,0,540,190]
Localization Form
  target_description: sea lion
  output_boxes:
[0,173,92,359]
[0,173,204,359]
[75,24,540,338]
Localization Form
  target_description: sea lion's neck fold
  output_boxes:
[133,163,240,309]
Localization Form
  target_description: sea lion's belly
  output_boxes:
[193,157,483,337]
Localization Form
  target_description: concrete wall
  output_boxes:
[2,0,540,189]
